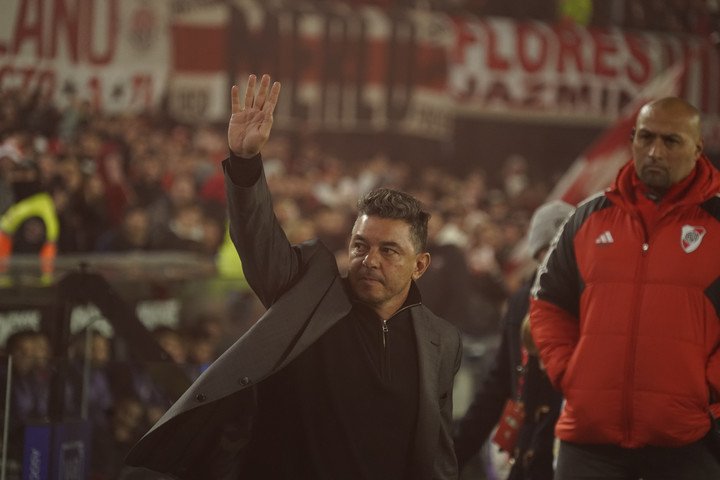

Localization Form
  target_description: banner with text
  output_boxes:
[169,4,720,143]
[0,0,171,112]
[447,16,720,127]
[3,1,718,143]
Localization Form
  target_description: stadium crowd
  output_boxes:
[0,75,558,473]
[0,81,558,307]
[0,79,560,477]
[2,1,720,478]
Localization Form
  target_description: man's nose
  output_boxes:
[362,250,379,268]
[647,138,665,159]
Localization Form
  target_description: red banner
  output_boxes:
[168,6,720,142]
[448,17,720,123]
[3,2,718,144]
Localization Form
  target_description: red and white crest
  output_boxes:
[680,225,706,253]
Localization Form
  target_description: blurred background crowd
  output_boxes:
[0,80,553,329]
[2,0,720,478]
[0,65,557,480]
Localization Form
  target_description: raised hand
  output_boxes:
[228,74,281,159]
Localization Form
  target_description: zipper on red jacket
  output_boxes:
[622,216,650,445]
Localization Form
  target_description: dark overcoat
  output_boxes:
[126,160,462,479]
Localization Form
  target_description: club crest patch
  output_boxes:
[680,225,706,253]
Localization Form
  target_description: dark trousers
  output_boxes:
[555,439,720,480]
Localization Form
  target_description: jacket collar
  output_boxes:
[606,155,720,212]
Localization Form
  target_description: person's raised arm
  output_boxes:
[224,74,299,307]
[228,74,281,159]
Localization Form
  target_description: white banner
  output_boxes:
[0,0,171,112]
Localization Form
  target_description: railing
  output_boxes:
[0,253,233,480]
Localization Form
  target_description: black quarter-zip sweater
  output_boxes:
[244,280,421,479]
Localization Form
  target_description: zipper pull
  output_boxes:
[382,320,389,347]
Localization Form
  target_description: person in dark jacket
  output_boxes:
[531,97,720,479]
[454,199,574,479]
[126,74,463,480]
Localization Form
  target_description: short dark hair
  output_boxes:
[357,188,430,252]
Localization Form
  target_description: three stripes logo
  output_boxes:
[595,231,614,245]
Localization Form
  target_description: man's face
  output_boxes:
[347,215,429,317]
[632,105,702,192]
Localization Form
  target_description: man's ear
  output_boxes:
[412,252,431,280]
[629,128,636,142]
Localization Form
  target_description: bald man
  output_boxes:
[529,97,720,479]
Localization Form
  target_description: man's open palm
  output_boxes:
[229,74,281,159]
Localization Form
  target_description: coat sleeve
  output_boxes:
[223,154,302,308]
[529,209,583,391]
[529,298,579,390]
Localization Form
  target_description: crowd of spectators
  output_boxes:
[2,2,719,478]
[0,88,227,258]
[0,81,560,476]
[0,321,224,479]
[0,83,556,316]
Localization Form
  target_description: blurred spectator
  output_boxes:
[129,152,166,209]
[90,395,150,480]
[58,94,92,143]
[95,205,155,252]
[108,326,187,428]
[68,330,115,429]
[51,155,108,252]
[0,145,59,278]
[500,155,530,201]
[151,326,187,365]
[0,330,53,463]
[148,172,205,238]
[182,323,219,378]
[418,210,495,337]
[96,147,132,227]
[153,204,222,255]
[312,206,352,253]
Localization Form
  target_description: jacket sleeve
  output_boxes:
[530,209,583,391]
[529,298,579,390]
[223,154,302,308]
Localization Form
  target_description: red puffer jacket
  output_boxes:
[530,156,720,448]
